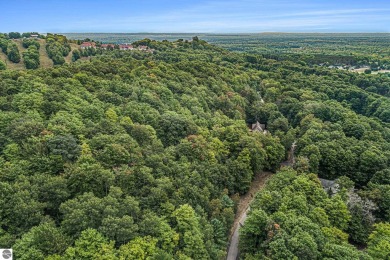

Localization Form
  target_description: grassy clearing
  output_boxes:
[0,51,9,67]
[372,70,390,74]
[349,68,390,74]
[64,43,79,64]
[0,40,25,70]
[1,39,53,70]
[37,39,53,68]
[2,39,79,70]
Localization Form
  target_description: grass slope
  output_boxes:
[2,39,80,70]
[0,40,25,70]
[37,39,53,68]
[0,51,7,66]
[64,43,79,64]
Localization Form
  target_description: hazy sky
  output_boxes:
[1,0,390,33]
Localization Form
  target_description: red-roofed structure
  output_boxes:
[119,44,134,50]
[101,44,115,49]
[80,42,96,49]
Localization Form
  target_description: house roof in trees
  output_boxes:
[80,42,96,48]
[101,44,115,49]
[319,178,340,195]
[251,121,266,132]
[119,44,134,50]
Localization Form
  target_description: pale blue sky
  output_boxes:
[1,0,390,33]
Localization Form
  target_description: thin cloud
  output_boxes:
[44,0,390,32]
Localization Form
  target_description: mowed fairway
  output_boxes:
[0,39,25,70]
[37,39,53,68]
[1,39,80,70]
[0,51,9,67]
[65,43,80,63]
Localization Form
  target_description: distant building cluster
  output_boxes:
[80,42,154,52]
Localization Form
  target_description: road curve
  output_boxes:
[226,141,296,259]
[226,173,271,260]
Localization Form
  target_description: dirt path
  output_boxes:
[226,172,272,260]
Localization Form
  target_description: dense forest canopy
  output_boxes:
[0,33,389,259]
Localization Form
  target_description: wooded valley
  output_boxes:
[0,32,389,259]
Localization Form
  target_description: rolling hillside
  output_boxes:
[0,38,80,70]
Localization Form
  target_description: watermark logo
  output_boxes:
[0,249,12,260]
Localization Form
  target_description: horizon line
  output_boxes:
[55,31,390,34]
